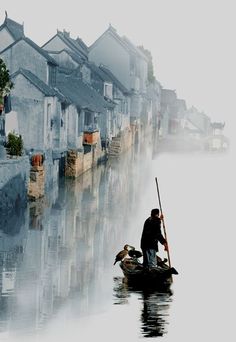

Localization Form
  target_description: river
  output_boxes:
[0,138,235,341]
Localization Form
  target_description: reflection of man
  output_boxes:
[141,289,171,337]
[140,208,168,269]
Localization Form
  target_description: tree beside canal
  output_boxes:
[0,58,13,110]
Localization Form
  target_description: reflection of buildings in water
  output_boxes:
[113,276,130,305]
[0,208,28,293]
[113,277,172,338]
[0,209,28,333]
[0,204,26,236]
[0,147,157,336]
[29,200,44,231]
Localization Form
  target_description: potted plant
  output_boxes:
[5,132,23,157]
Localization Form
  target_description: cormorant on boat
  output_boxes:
[113,244,134,265]
[114,244,178,287]
[128,249,143,259]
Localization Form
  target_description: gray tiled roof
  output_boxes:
[87,62,111,82]
[87,62,130,95]
[57,73,114,112]
[63,49,84,65]
[46,48,84,66]
[24,38,58,65]
[56,66,76,75]
[11,68,65,102]
[11,68,56,96]
[211,122,225,129]
[99,65,130,94]
[0,17,24,40]
[0,37,58,65]
[56,31,88,60]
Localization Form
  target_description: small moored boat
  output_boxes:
[119,251,178,288]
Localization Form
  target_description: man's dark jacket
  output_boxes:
[140,216,166,251]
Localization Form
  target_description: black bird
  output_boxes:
[128,249,143,259]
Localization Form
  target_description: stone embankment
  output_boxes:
[65,144,106,178]
[108,127,133,157]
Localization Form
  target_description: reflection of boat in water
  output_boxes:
[113,276,173,337]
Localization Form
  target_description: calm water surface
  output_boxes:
[0,141,235,341]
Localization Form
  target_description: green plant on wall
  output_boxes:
[5,132,24,156]
[0,58,13,104]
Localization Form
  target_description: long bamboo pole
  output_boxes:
[155,177,172,270]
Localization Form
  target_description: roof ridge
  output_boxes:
[57,31,88,58]
[89,25,128,53]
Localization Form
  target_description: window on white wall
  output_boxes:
[48,65,56,86]
[104,83,113,99]
[61,103,66,128]
[47,104,51,128]
[77,110,83,136]
[84,111,92,126]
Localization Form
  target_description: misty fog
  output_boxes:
[0,141,235,342]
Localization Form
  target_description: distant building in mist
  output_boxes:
[88,24,152,140]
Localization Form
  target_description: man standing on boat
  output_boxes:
[141,208,168,269]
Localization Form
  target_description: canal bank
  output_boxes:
[0,119,150,210]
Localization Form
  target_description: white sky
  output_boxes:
[0,0,235,136]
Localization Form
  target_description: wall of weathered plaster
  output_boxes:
[1,39,48,84]
[10,74,46,150]
[0,27,14,52]
[89,33,130,90]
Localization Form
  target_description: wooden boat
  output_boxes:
[119,256,178,288]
